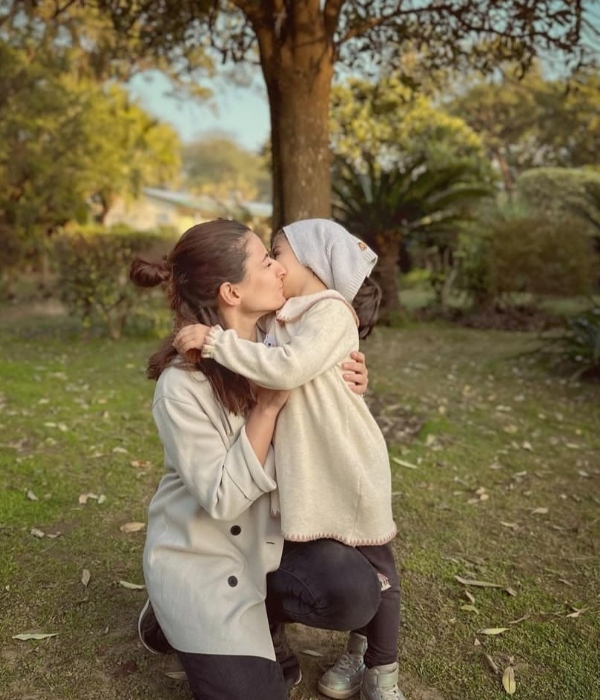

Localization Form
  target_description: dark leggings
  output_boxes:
[179,538,383,699]
[354,542,401,667]
[268,539,400,667]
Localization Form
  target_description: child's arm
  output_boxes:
[194,300,358,390]
[173,323,211,357]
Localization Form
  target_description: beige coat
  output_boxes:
[203,290,397,546]
[143,365,284,657]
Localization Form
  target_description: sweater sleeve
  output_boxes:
[152,386,277,521]
[202,299,357,390]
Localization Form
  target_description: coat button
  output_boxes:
[228,576,238,587]
[230,525,241,536]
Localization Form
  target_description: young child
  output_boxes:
[173,219,405,700]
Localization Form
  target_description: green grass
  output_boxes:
[1,310,599,700]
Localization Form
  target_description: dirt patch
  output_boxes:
[364,394,425,445]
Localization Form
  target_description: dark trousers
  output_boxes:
[179,538,384,699]
[177,652,287,700]
[268,539,400,668]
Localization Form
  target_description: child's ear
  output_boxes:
[218,281,242,307]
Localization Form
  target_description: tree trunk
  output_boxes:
[375,231,403,323]
[251,1,335,231]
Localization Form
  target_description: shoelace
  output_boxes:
[332,652,364,675]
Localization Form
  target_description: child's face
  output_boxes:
[271,235,313,299]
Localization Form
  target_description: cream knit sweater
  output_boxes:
[202,290,397,546]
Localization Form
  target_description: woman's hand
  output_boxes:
[246,385,291,465]
[342,350,368,395]
[254,385,291,415]
[173,323,211,356]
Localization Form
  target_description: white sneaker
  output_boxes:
[318,632,368,699]
[359,663,407,700]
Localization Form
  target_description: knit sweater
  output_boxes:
[202,290,397,546]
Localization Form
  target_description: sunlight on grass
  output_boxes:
[1,314,599,700]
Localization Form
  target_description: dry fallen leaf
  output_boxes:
[26,490,38,501]
[479,627,509,635]
[119,522,145,534]
[78,493,99,505]
[31,528,45,538]
[299,649,323,657]
[81,569,91,587]
[465,590,476,604]
[130,460,152,468]
[484,653,500,674]
[118,580,146,590]
[455,576,504,589]
[460,604,479,613]
[390,457,418,470]
[566,607,587,618]
[502,665,516,695]
[509,614,530,625]
[13,632,59,641]
[530,507,549,515]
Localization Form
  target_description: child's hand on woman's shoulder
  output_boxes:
[173,323,211,357]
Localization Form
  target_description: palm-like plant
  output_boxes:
[332,155,494,321]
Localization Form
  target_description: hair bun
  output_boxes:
[130,257,171,288]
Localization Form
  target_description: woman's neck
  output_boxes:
[219,308,260,341]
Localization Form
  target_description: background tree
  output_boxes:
[11,0,596,230]
[0,32,180,267]
[183,133,271,202]
[330,76,494,317]
[449,65,600,195]
[333,156,493,321]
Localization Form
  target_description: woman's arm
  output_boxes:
[153,377,287,521]
[244,386,290,464]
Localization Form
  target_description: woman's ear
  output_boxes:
[218,281,242,307]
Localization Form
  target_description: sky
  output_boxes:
[128,71,271,153]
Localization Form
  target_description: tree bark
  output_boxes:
[250,1,335,230]
[374,231,403,323]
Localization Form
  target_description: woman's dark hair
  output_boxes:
[352,276,381,339]
[130,219,256,415]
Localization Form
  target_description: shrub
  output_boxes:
[541,304,600,379]
[458,215,598,307]
[53,227,175,339]
[516,168,600,236]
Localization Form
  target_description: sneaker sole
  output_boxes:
[138,599,160,655]
[317,680,362,699]
[289,668,303,689]
[164,669,188,681]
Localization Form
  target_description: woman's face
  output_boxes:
[236,232,287,314]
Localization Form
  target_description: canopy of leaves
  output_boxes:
[331,76,492,176]
[70,0,598,76]
[183,133,271,202]
[516,167,600,237]
[449,66,600,191]
[0,35,181,252]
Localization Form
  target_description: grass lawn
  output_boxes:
[1,308,599,700]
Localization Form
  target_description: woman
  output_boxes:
[130,220,382,700]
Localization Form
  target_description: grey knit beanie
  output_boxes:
[281,219,377,302]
